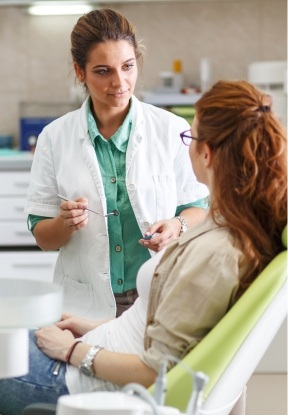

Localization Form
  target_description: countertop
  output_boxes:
[0,149,33,171]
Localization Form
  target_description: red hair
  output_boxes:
[195,80,287,296]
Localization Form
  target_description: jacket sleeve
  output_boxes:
[139,236,240,372]
[25,126,60,217]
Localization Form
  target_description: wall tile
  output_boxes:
[0,0,286,145]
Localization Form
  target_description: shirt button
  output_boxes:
[111,177,116,183]
[117,279,123,285]
[148,317,154,325]
[115,245,122,252]
[143,222,150,227]
[128,184,135,190]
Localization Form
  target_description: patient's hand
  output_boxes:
[55,313,110,338]
[35,325,74,362]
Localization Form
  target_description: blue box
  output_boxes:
[20,117,56,151]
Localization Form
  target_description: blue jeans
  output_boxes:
[0,331,69,415]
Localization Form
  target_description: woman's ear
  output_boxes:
[74,63,85,83]
[203,143,214,167]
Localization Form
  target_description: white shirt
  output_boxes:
[66,249,166,394]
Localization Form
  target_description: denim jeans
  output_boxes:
[0,331,69,415]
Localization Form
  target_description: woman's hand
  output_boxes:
[59,197,89,231]
[55,313,110,337]
[35,325,75,362]
[139,218,181,252]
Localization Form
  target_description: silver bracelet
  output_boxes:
[175,215,188,235]
[78,345,103,377]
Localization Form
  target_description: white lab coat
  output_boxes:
[25,96,208,319]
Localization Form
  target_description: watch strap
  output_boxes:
[79,345,103,377]
[175,215,188,235]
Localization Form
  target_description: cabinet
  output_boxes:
[140,91,202,125]
[0,251,57,282]
[0,154,58,282]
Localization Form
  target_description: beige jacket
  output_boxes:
[141,217,249,372]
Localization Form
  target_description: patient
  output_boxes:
[0,80,286,415]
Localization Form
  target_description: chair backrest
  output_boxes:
[161,226,287,415]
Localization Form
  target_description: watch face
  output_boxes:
[80,363,94,377]
[79,345,103,378]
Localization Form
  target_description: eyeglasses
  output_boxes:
[180,130,201,146]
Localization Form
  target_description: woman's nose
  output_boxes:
[111,70,125,88]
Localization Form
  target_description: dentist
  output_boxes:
[25,8,208,319]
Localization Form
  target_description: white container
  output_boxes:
[248,60,287,126]
[56,392,153,415]
[200,57,211,93]
[0,329,29,379]
[0,279,63,328]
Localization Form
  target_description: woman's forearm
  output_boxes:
[70,343,157,387]
[33,198,89,251]
[33,217,74,251]
[179,207,207,228]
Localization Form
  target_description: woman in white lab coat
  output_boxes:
[25,8,208,319]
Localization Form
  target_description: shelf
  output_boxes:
[0,151,33,171]
[140,91,202,106]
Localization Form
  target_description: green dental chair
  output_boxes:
[161,225,287,414]
[22,226,287,415]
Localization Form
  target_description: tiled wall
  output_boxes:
[0,0,286,145]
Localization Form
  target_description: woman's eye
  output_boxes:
[123,63,134,71]
[96,68,110,75]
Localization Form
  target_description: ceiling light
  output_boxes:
[28,2,93,16]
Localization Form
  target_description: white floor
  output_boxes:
[246,374,287,415]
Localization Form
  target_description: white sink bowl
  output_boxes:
[0,278,63,328]
[57,392,152,415]
[0,279,63,378]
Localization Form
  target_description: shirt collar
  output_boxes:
[86,97,134,152]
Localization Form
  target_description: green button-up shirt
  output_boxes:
[87,99,152,293]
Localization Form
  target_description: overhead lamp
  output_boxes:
[28,2,93,16]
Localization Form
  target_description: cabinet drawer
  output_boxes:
[0,251,58,282]
[0,198,26,220]
[0,222,35,246]
[0,172,30,196]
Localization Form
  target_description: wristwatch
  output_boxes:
[175,216,188,235]
[79,345,103,377]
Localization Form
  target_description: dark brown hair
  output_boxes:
[195,80,287,295]
[70,8,143,70]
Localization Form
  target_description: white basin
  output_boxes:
[0,278,63,328]
[57,392,152,415]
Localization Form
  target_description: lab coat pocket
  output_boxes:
[61,276,94,317]
[152,174,177,220]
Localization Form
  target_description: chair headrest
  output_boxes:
[282,226,287,249]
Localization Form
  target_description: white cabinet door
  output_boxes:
[0,198,26,220]
[0,222,35,245]
[0,172,30,196]
[0,251,58,282]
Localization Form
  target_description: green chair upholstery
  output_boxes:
[158,226,287,414]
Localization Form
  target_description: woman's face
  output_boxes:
[75,40,138,112]
[189,116,208,185]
